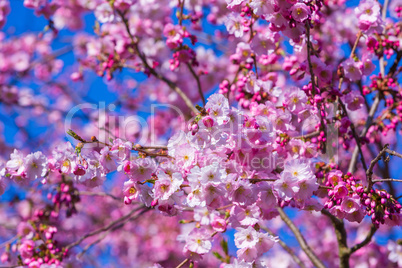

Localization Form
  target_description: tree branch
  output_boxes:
[293,131,320,140]
[349,225,378,254]
[261,227,306,268]
[335,30,369,174]
[306,22,326,153]
[351,0,391,173]
[277,207,325,268]
[136,145,168,150]
[65,206,149,251]
[321,209,350,268]
[339,98,367,171]
[348,94,380,173]
[79,191,122,201]
[77,206,150,258]
[385,148,402,159]
[373,178,402,183]
[186,62,205,106]
[117,11,198,115]
[366,145,389,190]
[176,258,189,268]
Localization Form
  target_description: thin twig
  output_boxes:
[248,178,277,183]
[382,0,389,21]
[30,45,73,68]
[137,145,168,150]
[339,98,367,171]
[305,24,317,94]
[0,235,18,248]
[366,145,389,190]
[65,206,148,250]
[176,258,189,268]
[117,11,198,115]
[336,31,367,173]
[77,232,108,259]
[77,208,149,258]
[277,207,325,268]
[261,227,306,268]
[351,0,391,173]
[178,0,185,26]
[349,225,377,254]
[293,131,320,140]
[385,148,402,159]
[306,22,326,152]
[321,209,350,268]
[373,178,402,183]
[348,94,380,173]
[186,62,205,106]
[134,148,173,158]
[79,191,122,201]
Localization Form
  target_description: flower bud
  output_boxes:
[202,116,214,128]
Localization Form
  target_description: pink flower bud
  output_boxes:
[202,116,214,128]
[151,199,158,207]
[70,72,83,81]
[124,196,132,205]
[211,217,227,232]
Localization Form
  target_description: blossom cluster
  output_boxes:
[0,0,401,267]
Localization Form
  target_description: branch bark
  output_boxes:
[117,11,198,115]
[277,207,325,268]
[262,227,306,268]
[349,225,378,254]
[348,94,380,173]
[321,209,350,268]
[65,206,149,251]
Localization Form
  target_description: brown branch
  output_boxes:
[372,178,402,183]
[261,227,306,268]
[293,131,320,140]
[79,191,122,201]
[349,225,377,254]
[248,178,277,183]
[135,145,168,150]
[0,235,18,248]
[277,207,325,268]
[186,62,205,106]
[306,22,326,152]
[352,0,392,175]
[382,0,389,20]
[389,51,402,77]
[305,23,317,95]
[76,232,108,259]
[178,0,185,26]
[348,94,380,173]
[385,148,402,159]
[134,148,173,158]
[65,206,149,250]
[29,45,73,68]
[338,98,367,171]
[336,31,368,174]
[117,11,198,115]
[77,207,151,258]
[176,258,189,268]
[321,209,350,268]
[366,145,389,190]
